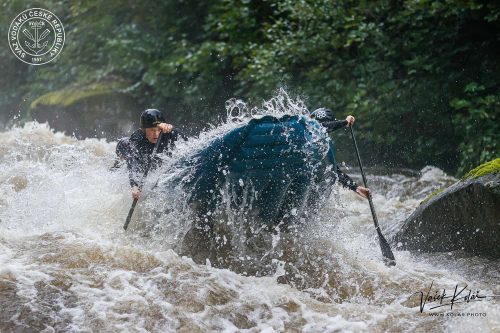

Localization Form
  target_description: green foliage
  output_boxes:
[451,85,499,174]
[0,0,498,175]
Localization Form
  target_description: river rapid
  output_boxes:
[0,115,499,332]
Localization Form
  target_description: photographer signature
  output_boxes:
[413,281,499,313]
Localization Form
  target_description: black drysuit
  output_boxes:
[116,129,181,187]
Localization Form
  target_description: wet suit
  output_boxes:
[322,119,348,132]
[336,167,358,191]
[116,129,183,187]
[323,119,359,192]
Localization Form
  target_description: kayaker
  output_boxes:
[311,107,370,199]
[116,108,182,199]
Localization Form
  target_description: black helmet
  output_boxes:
[311,107,334,123]
[140,109,165,128]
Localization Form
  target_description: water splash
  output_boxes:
[225,88,309,122]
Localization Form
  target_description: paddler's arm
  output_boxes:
[336,166,370,199]
[129,169,142,199]
[157,122,188,142]
[126,148,146,199]
[324,115,356,132]
[156,123,188,153]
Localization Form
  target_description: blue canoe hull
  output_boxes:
[175,115,336,226]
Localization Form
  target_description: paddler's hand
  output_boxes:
[158,123,174,133]
[346,115,355,126]
[355,186,370,199]
[132,186,141,199]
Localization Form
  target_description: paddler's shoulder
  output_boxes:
[130,129,147,142]
[116,137,131,157]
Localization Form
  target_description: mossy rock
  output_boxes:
[419,158,500,205]
[462,158,500,180]
[420,188,445,205]
[30,82,125,109]
[29,80,139,139]
[395,159,500,258]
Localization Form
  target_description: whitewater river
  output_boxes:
[0,121,498,333]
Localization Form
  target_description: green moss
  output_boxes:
[30,81,125,109]
[420,188,445,205]
[421,158,500,205]
[461,158,500,180]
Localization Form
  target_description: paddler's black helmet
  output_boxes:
[140,109,165,128]
[311,107,334,123]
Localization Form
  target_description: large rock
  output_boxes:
[395,171,500,258]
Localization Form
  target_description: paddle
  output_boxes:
[123,132,164,231]
[348,125,396,266]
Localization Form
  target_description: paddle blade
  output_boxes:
[377,229,396,266]
[123,198,138,230]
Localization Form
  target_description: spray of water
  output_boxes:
[225,88,309,122]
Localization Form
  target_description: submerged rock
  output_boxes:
[395,159,500,258]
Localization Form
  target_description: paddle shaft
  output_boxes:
[349,127,377,222]
[123,131,164,230]
[349,125,396,266]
